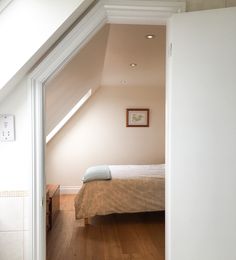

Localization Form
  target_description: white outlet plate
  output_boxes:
[0,114,15,142]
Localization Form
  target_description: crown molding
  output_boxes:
[104,0,186,25]
[30,0,186,83]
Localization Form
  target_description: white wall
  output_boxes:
[0,81,31,260]
[46,86,165,186]
[167,7,236,260]
[0,79,29,191]
[0,0,94,100]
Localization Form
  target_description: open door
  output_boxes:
[166,7,236,260]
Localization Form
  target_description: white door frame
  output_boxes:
[28,1,186,259]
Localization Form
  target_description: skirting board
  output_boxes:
[60,185,81,195]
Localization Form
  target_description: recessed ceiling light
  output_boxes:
[121,80,127,85]
[130,63,137,67]
[145,34,155,39]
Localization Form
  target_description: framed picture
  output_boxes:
[126,108,149,127]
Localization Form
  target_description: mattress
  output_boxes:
[74,164,165,219]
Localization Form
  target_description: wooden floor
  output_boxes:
[47,195,165,260]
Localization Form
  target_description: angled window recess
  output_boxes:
[0,0,13,14]
[46,89,92,144]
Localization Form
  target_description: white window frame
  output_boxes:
[28,1,186,260]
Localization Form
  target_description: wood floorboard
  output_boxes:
[47,195,165,260]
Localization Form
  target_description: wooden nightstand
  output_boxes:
[46,190,50,232]
[46,184,60,231]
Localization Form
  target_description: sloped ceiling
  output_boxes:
[45,25,109,135]
[45,23,166,135]
[0,0,94,102]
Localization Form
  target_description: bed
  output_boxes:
[74,164,165,221]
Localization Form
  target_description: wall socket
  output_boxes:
[0,114,15,142]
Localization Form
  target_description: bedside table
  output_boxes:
[46,184,60,230]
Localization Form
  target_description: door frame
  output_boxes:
[28,1,186,259]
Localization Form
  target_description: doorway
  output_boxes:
[28,2,185,260]
[45,23,166,259]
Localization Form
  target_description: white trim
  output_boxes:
[46,89,92,143]
[60,186,81,195]
[28,5,107,259]
[0,0,13,14]
[28,77,45,260]
[30,3,107,83]
[28,1,186,260]
[104,0,186,25]
[165,19,172,260]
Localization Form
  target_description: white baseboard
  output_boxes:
[60,185,81,195]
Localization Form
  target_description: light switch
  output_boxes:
[0,115,15,142]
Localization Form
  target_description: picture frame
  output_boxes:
[126,108,149,127]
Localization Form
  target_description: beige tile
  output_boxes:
[0,197,24,231]
[0,232,23,260]
[23,231,32,260]
[23,196,31,231]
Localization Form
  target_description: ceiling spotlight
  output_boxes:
[145,34,155,39]
[130,63,137,67]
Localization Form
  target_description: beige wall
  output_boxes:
[46,86,165,186]
[185,0,236,11]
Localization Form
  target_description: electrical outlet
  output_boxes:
[0,114,15,142]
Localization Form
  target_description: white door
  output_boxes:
[167,7,236,260]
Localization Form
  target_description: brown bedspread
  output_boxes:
[74,175,165,219]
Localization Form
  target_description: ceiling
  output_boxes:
[45,23,166,135]
[102,24,166,88]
